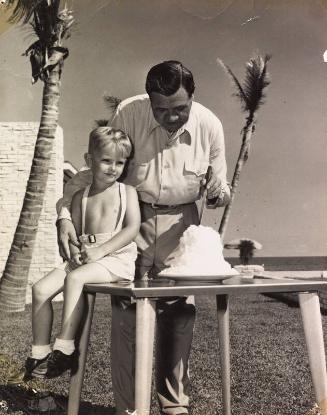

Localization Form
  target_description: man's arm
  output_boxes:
[56,169,92,219]
[206,116,230,208]
[56,169,92,260]
[111,100,131,136]
[111,98,137,149]
[68,189,83,265]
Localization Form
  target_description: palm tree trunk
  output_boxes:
[0,64,61,313]
[219,116,255,241]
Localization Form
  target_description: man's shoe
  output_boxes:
[7,354,50,384]
[46,350,76,378]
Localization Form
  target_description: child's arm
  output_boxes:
[70,190,83,265]
[81,185,141,264]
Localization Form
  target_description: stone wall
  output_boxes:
[0,122,63,304]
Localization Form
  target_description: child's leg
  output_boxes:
[32,268,66,349]
[46,264,113,379]
[8,269,67,381]
[57,263,111,343]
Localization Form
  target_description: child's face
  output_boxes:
[88,144,127,185]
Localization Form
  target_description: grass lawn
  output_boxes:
[0,293,326,414]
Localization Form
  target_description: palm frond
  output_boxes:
[102,94,121,122]
[6,0,42,24]
[7,0,52,45]
[242,54,271,114]
[57,6,74,40]
[217,58,248,109]
[6,0,73,45]
[30,6,54,46]
[218,54,271,115]
[95,119,110,127]
[8,0,74,83]
[95,95,121,127]
[103,94,121,112]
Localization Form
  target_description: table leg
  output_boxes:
[135,298,156,415]
[298,292,327,415]
[216,294,231,415]
[67,292,96,415]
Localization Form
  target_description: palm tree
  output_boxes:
[224,238,262,265]
[95,93,122,126]
[217,54,271,240]
[0,0,74,312]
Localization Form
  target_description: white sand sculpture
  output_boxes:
[160,225,238,277]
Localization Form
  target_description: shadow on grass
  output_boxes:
[262,293,300,308]
[78,401,115,415]
[263,293,327,315]
[0,384,115,415]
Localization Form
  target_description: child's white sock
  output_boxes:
[53,338,75,355]
[31,344,52,360]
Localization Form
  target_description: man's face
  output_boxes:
[150,86,193,133]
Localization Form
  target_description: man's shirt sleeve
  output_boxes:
[111,100,134,141]
[209,115,231,200]
[56,169,92,220]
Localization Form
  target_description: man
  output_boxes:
[57,60,230,415]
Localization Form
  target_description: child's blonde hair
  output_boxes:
[88,126,132,159]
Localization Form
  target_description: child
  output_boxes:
[17,126,140,380]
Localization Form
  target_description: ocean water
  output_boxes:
[226,256,327,271]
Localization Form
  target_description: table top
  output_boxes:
[84,275,327,298]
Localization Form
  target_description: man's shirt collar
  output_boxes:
[148,103,196,139]
[149,115,161,133]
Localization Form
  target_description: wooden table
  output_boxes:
[67,276,327,415]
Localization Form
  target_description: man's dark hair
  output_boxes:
[145,60,195,98]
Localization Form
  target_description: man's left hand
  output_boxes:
[205,175,222,199]
[81,246,105,264]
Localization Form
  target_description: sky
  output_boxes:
[1,0,327,257]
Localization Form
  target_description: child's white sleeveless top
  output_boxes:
[61,183,137,281]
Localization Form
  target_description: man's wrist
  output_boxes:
[57,206,73,222]
[55,217,72,227]
[207,182,230,208]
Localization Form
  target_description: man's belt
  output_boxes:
[140,200,190,210]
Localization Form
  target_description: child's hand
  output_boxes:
[81,246,105,264]
[72,252,83,266]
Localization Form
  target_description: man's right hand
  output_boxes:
[56,219,80,260]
